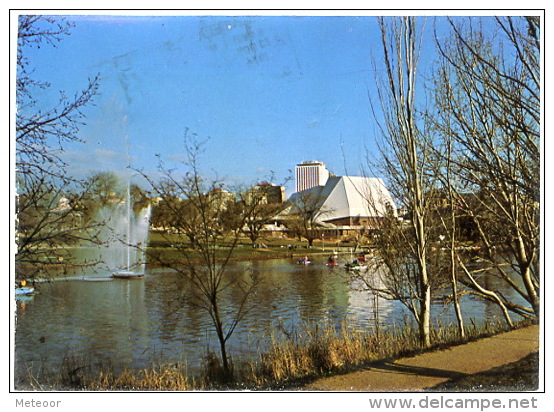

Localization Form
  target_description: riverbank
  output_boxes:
[300,324,540,391]
[145,236,360,268]
[16,237,358,281]
[16,237,538,392]
[15,320,538,392]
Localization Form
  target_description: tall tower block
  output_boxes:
[295,161,330,192]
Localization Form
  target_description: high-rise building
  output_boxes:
[295,161,330,192]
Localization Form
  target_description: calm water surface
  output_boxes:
[14,256,522,378]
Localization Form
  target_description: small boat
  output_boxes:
[112,270,145,279]
[15,286,35,295]
[344,261,368,271]
[297,257,311,265]
[326,256,339,267]
[15,280,35,297]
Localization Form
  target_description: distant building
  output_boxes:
[295,160,330,192]
[257,182,286,204]
[243,183,286,205]
[52,197,71,212]
[207,188,236,211]
[288,175,396,229]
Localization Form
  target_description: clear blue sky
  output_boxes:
[20,13,446,196]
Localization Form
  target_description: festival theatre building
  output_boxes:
[289,161,397,234]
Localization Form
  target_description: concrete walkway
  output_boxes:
[302,325,540,391]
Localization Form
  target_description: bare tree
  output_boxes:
[286,188,332,247]
[238,185,287,247]
[430,136,466,337]
[369,16,434,347]
[140,135,261,382]
[16,15,100,278]
[430,16,540,321]
[16,16,100,181]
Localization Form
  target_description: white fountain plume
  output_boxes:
[111,125,151,279]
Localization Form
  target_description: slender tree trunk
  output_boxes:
[212,302,232,381]
[451,243,465,338]
[374,16,432,348]
[218,337,230,379]
[419,270,432,347]
[515,233,540,316]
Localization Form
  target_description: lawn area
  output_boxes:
[146,231,361,264]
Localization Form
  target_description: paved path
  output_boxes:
[302,325,540,392]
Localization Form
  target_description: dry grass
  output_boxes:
[17,319,521,391]
[89,364,195,391]
[246,319,510,389]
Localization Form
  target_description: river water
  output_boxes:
[14,256,523,379]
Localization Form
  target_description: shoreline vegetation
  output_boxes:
[16,317,537,392]
[16,234,486,281]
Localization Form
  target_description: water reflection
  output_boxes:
[14,258,525,378]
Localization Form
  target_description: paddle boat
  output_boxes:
[15,286,35,295]
[344,255,369,271]
[15,280,35,297]
[326,253,339,267]
[297,256,311,265]
[344,261,368,271]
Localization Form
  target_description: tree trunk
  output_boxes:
[419,274,432,347]
[451,246,465,338]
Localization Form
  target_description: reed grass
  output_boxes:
[89,364,195,391]
[244,319,513,388]
[16,319,528,391]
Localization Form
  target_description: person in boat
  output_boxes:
[358,253,367,263]
[327,255,338,265]
[298,255,310,264]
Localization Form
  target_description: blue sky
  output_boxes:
[19,13,445,195]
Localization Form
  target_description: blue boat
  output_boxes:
[15,286,35,296]
[297,257,311,265]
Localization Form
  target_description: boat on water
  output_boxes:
[344,262,368,271]
[344,252,369,271]
[326,254,339,267]
[15,286,35,295]
[16,281,35,301]
[297,256,311,265]
[15,280,35,296]
[344,257,369,271]
[112,271,145,279]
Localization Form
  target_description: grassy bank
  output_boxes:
[17,319,535,391]
[16,235,354,281]
[146,233,356,264]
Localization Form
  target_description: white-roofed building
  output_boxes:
[288,175,396,229]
